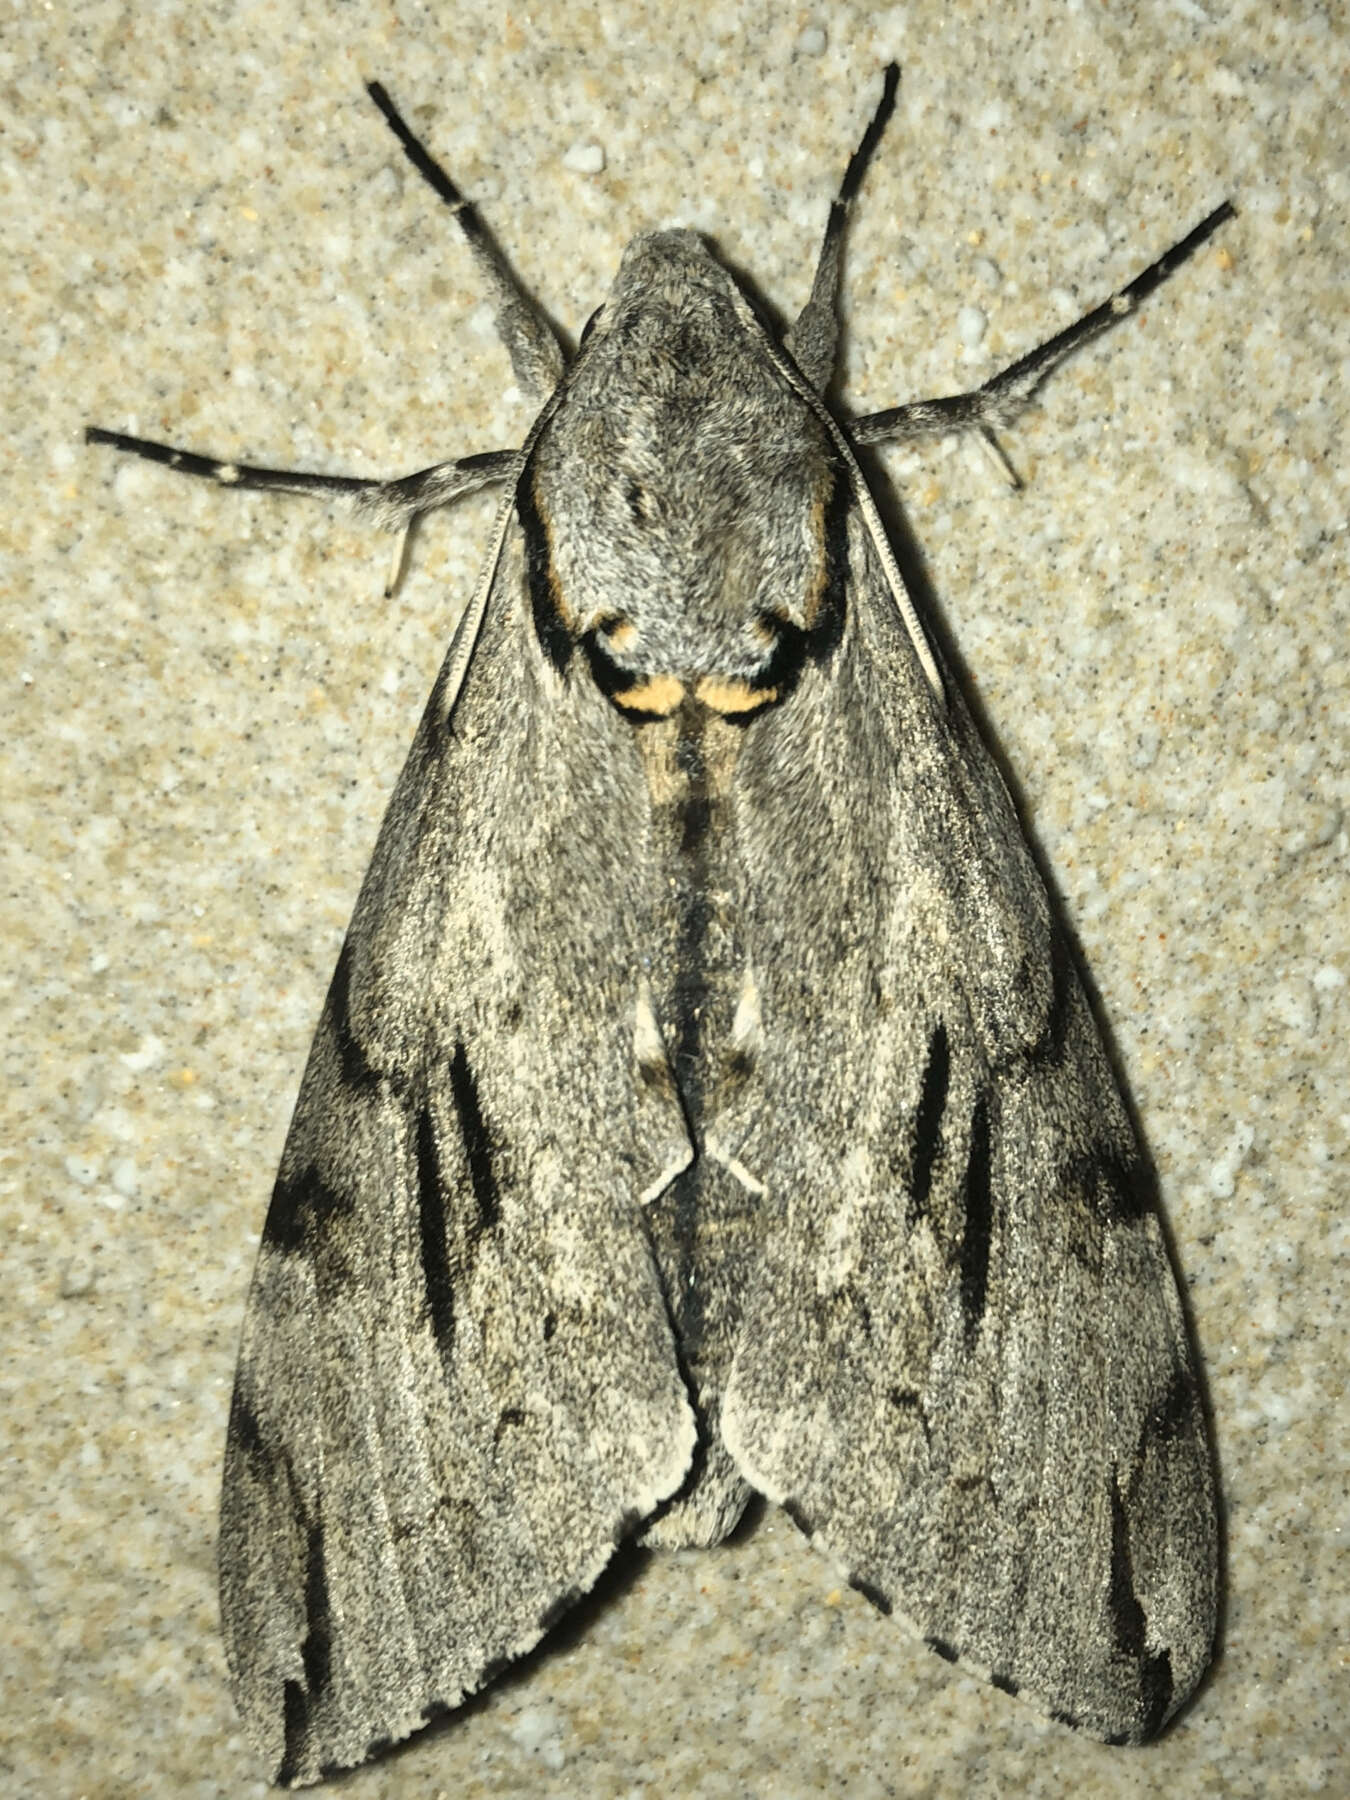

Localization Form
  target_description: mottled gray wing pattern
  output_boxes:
[718,511,1216,1741]
[220,526,696,1787]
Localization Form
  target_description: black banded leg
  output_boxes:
[85,427,516,527]
[367,82,566,398]
[851,200,1235,482]
[786,63,901,392]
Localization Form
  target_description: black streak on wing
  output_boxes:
[277,1516,334,1786]
[1105,1152,1155,1225]
[1074,1147,1154,1225]
[1108,1477,1148,1654]
[329,941,382,1091]
[926,1635,959,1663]
[227,1385,264,1458]
[448,1042,501,1231]
[1139,1649,1176,1742]
[959,1096,993,1343]
[837,1282,873,1338]
[1021,932,1075,1069]
[300,1521,334,1700]
[1108,1473,1175,1737]
[263,1165,350,1255]
[1143,1364,1197,1450]
[278,1682,309,1789]
[908,1020,950,1222]
[516,462,573,676]
[415,1105,457,1356]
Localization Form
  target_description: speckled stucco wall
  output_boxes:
[4,2,1344,1795]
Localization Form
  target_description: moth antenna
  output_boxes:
[786,63,901,392]
[367,80,566,396]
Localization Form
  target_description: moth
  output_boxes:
[91,67,1228,1787]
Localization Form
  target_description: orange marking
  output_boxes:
[604,619,639,652]
[615,674,686,716]
[695,675,775,715]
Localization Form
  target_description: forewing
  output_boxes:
[220,526,696,1786]
[718,512,1217,1741]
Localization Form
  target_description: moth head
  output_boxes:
[522,232,852,722]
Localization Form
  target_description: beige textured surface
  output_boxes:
[4,1,1345,1795]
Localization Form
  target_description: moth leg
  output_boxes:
[84,426,516,526]
[786,63,900,392]
[367,81,566,397]
[851,199,1235,483]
